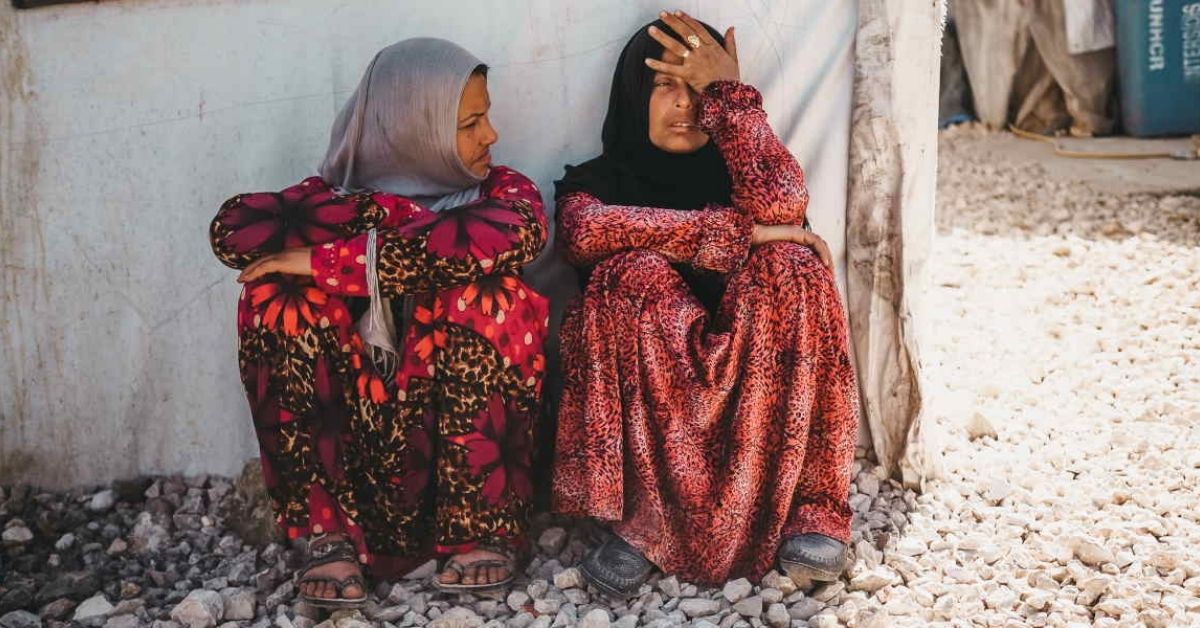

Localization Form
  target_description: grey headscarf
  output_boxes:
[320,38,489,374]
[320,37,487,210]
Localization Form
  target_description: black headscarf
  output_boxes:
[554,18,732,210]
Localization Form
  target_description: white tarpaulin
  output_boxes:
[4,0,942,489]
[1,0,874,486]
[1064,0,1115,54]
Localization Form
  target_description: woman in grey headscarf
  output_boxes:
[211,38,550,604]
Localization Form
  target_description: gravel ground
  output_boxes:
[2,125,1198,627]
[904,124,1200,627]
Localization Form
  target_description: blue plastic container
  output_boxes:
[1114,0,1200,136]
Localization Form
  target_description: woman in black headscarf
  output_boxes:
[551,11,861,594]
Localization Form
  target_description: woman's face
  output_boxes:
[647,50,710,154]
[457,73,498,176]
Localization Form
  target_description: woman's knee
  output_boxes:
[588,250,678,299]
[447,275,549,341]
[743,241,827,281]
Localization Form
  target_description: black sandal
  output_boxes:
[579,534,654,600]
[777,533,849,583]
[432,540,518,593]
[293,534,368,609]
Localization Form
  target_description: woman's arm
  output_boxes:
[307,166,547,298]
[209,177,385,270]
[556,191,752,273]
[698,80,809,225]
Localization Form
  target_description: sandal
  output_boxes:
[293,534,368,609]
[579,533,654,600]
[433,540,518,593]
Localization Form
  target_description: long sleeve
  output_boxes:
[312,166,547,298]
[698,80,809,226]
[209,177,386,270]
[555,191,753,274]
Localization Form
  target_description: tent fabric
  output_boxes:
[951,0,1115,136]
[1064,0,1116,54]
[0,0,939,488]
[846,0,943,488]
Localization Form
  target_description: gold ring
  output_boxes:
[686,35,702,49]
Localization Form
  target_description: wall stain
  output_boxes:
[1,4,54,485]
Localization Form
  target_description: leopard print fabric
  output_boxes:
[552,81,860,585]
[214,167,547,577]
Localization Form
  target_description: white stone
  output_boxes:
[88,489,116,512]
[0,610,41,628]
[967,412,998,440]
[552,567,584,590]
[130,512,170,554]
[857,473,880,498]
[895,537,926,557]
[733,595,763,618]
[506,590,530,612]
[1026,591,1054,611]
[657,576,681,597]
[884,594,922,615]
[220,588,255,621]
[848,567,900,593]
[678,599,721,617]
[723,578,753,603]
[73,595,115,621]
[984,478,1012,503]
[578,609,610,628]
[170,590,225,628]
[1094,599,1133,617]
[537,528,567,555]
[761,571,797,595]
[1,527,32,544]
[1073,538,1114,567]
[404,559,439,580]
[611,616,638,628]
[760,587,785,605]
[789,598,824,621]
[765,603,790,628]
[428,607,482,628]
[102,615,138,628]
[984,587,1017,610]
[532,598,561,615]
[807,612,840,628]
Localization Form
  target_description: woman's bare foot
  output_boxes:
[299,535,365,601]
[437,548,513,587]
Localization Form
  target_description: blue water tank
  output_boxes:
[1114,0,1200,136]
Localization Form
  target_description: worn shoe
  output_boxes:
[579,534,655,599]
[777,533,849,583]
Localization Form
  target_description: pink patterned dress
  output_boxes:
[210,166,548,576]
[552,81,861,584]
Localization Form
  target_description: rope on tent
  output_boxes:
[1008,124,1200,161]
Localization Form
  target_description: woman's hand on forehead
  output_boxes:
[644,10,739,94]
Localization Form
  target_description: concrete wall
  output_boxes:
[0,0,855,488]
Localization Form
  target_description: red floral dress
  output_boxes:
[210,166,548,576]
[552,82,860,584]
